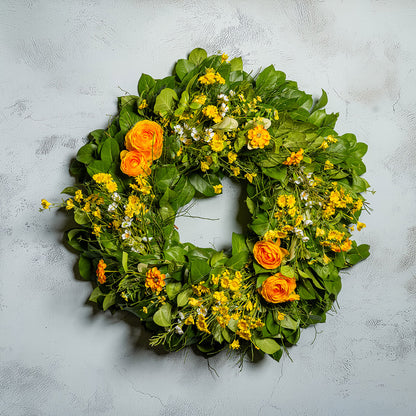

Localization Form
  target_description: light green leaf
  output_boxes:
[175,59,196,81]
[74,208,89,225]
[252,337,281,355]
[119,107,141,133]
[138,73,156,95]
[280,315,300,331]
[232,233,248,256]
[230,57,243,71]
[225,251,249,270]
[103,292,116,311]
[312,89,328,111]
[122,251,128,273]
[177,288,193,307]
[154,88,178,117]
[88,287,103,303]
[188,48,207,65]
[166,282,182,300]
[153,303,172,327]
[280,265,295,278]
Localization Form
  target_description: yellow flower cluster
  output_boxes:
[124,195,148,218]
[283,148,304,165]
[323,185,354,218]
[236,316,264,341]
[93,173,118,193]
[198,68,225,85]
[209,133,225,152]
[203,105,222,123]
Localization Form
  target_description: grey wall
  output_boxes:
[1,1,415,415]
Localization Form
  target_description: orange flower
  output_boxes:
[145,267,166,294]
[120,150,151,177]
[125,120,164,161]
[259,273,300,303]
[96,259,107,284]
[253,240,288,269]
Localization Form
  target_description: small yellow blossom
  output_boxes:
[286,195,296,208]
[184,315,194,325]
[273,110,279,120]
[229,339,240,350]
[277,195,286,208]
[319,141,329,150]
[227,151,237,164]
[41,199,51,209]
[121,292,128,301]
[244,172,257,183]
[283,148,304,165]
[326,135,338,143]
[74,190,83,202]
[324,160,334,170]
[142,306,148,314]
[210,133,225,152]
[357,221,366,231]
[230,166,240,176]
[66,199,75,210]
[138,99,148,110]
[92,224,102,236]
[213,184,223,194]
[200,161,210,172]
[277,312,285,321]
[221,53,228,63]
[315,228,325,238]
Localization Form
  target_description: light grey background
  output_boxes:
[1,1,415,415]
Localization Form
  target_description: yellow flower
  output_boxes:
[213,184,223,194]
[277,195,286,208]
[92,224,102,236]
[74,190,83,202]
[188,297,201,308]
[227,151,237,164]
[324,160,334,170]
[244,172,256,183]
[138,99,148,109]
[229,339,240,350]
[121,292,128,301]
[283,148,304,165]
[196,315,210,334]
[200,161,210,172]
[277,312,285,321]
[357,221,366,231]
[184,315,194,325]
[213,291,228,304]
[209,133,225,152]
[66,199,75,210]
[106,181,118,193]
[142,306,148,314]
[315,228,325,238]
[41,199,51,209]
[286,195,296,208]
[319,141,329,150]
[193,94,207,105]
[273,110,279,120]
[198,68,224,85]
[221,53,228,63]
[247,125,271,149]
[230,166,240,176]
[326,135,337,143]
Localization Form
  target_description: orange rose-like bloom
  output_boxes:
[259,273,300,304]
[120,150,151,177]
[125,120,164,161]
[253,240,288,269]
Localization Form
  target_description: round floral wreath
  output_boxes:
[42,48,370,362]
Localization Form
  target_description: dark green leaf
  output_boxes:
[138,73,156,95]
[100,138,119,163]
[78,255,92,280]
[76,143,97,164]
[189,258,211,284]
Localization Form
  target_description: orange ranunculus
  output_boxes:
[259,273,300,303]
[125,120,164,161]
[253,240,288,269]
[120,150,151,177]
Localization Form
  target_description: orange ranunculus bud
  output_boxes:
[120,150,151,177]
[125,120,164,161]
[253,240,288,269]
[259,273,300,303]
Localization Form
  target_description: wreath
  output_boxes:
[41,48,370,362]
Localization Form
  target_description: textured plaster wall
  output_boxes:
[1,1,416,415]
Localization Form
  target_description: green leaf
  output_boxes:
[164,246,187,263]
[122,251,128,273]
[74,208,89,225]
[171,177,195,210]
[256,274,269,288]
[118,95,139,109]
[76,143,97,164]
[177,288,193,307]
[88,287,103,303]
[246,197,255,214]
[232,233,248,256]
[154,88,178,117]
[189,173,219,197]
[188,48,207,65]
[100,138,119,163]
[312,89,328,111]
[153,303,172,327]
[78,255,92,280]
[261,166,287,181]
[86,159,112,176]
[280,315,300,331]
[250,213,269,236]
[154,164,180,193]
[210,251,228,267]
[308,109,327,127]
[252,337,281,355]
[280,265,295,278]
[103,292,116,311]
[119,107,141,133]
[189,258,211,284]
[138,73,156,95]
[175,59,196,81]
[212,323,224,343]
[166,282,182,300]
[230,57,243,72]
[256,65,277,91]
[225,251,249,270]
[61,187,78,196]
